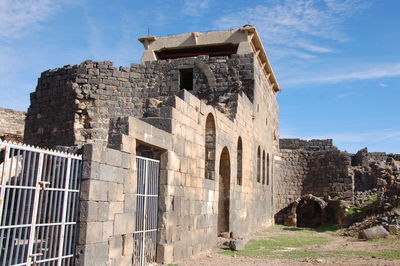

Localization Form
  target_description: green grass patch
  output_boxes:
[372,249,400,260]
[280,227,316,234]
[318,221,338,232]
[346,206,362,215]
[346,194,378,217]
[220,234,331,258]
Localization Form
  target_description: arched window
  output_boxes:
[237,137,243,185]
[205,114,216,180]
[267,153,270,185]
[262,150,266,184]
[257,146,261,183]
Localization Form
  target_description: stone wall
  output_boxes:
[25,55,255,148]
[77,143,136,266]
[279,138,336,151]
[106,89,277,263]
[352,147,400,167]
[274,145,353,220]
[0,107,25,141]
[25,51,280,264]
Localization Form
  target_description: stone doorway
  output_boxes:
[283,194,327,228]
[296,199,323,228]
[218,147,230,235]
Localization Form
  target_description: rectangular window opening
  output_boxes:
[179,68,193,91]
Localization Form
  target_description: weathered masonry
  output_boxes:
[0,107,25,142]
[23,26,280,264]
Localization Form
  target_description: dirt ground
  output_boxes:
[175,226,400,266]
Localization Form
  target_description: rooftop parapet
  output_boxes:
[138,25,280,92]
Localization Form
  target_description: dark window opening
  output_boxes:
[267,153,270,185]
[262,151,266,184]
[257,146,261,183]
[179,68,193,91]
[156,43,239,60]
[136,141,164,160]
[205,113,216,180]
[237,137,243,186]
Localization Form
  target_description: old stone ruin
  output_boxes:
[0,107,25,142]
[275,139,400,239]
[0,25,399,265]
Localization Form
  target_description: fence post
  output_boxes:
[58,156,72,265]
[26,152,44,265]
[0,145,10,223]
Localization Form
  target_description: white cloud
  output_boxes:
[0,0,65,41]
[182,0,210,17]
[379,83,388,87]
[285,62,400,86]
[296,42,333,53]
[215,0,369,59]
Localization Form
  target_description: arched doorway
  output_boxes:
[296,199,323,228]
[218,147,230,236]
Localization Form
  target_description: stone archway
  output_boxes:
[218,147,231,236]
[284,194,327,228]
[296,199,323,228]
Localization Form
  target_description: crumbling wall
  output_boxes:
[279,138,336,151]
[274,142,353,221]
[24,65,78,147]
[25,55,254,148]
[0,107,25,141]
[303,150,353,198]
[352,147,400,167]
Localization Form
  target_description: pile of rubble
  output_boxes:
[345,209,400,238]
[345,157,400,238]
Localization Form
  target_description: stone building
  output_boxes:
[23,25,281,264]
[1,25,399,265]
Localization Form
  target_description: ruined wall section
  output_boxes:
[274,147,353,219]
[0,107,25,141]
[274,149,309,211]
[24,65,78,147]
[25,55,254,148]
[280,138,336,151]
[303,150,353,199]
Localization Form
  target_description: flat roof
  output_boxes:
[139,26,280,92]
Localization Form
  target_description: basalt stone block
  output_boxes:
[229,239,247,251]
[75,242,108,266]
[359,225,389,240]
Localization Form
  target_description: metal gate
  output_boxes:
[133,156,160,266]
[0,140,82,265]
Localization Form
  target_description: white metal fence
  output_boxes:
[0,140,82,265]
[133,156,160,266]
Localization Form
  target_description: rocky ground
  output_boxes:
[175,225,400,266]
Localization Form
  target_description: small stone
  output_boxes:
[229,239,247,251]
[219,232,230,238]
[387,224,399,234]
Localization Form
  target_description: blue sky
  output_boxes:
[0,0,399,153]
